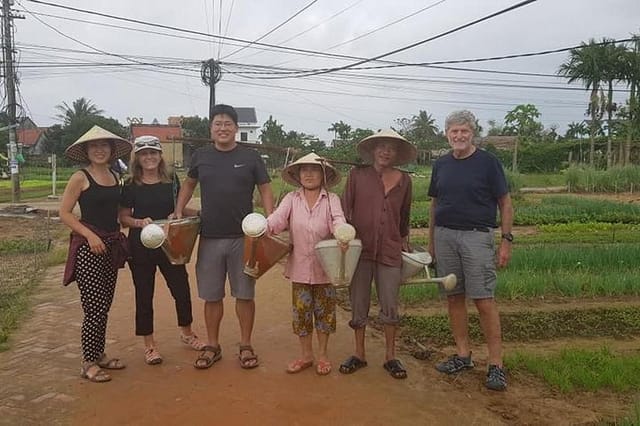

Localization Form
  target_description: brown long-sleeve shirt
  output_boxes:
[342,166,412,267]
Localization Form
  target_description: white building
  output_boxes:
[236,107,260,144]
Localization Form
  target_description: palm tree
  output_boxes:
[328,120,352,143]
[600,39,628,167]
[55,97,104,126]
[621,35,640,166]
[411,110,439,140]
[558,39,607,167]
[565,121,588,140]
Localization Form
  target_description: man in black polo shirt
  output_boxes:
[175,104,274,370]
[428,110,513,391]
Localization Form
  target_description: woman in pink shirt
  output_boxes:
[267,153,346,375]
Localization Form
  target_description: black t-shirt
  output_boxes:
[428,149,508,229]
[121,178,179,256]
[188,144,270,238]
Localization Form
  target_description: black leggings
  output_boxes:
[129,251,193,336]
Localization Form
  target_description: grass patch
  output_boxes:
[0,234,65,351]
[402,307,640,346]
[0,254,42,351]
[515,196,640,225]
[0,239,51,255]
[398,242,640,304]
[507,347,640,393]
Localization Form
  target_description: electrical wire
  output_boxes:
[327,0,447,51]
[220,0,320,60]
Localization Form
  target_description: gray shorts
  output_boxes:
[195,237,255,302]
[434,226,497,299]
[348,259,402,329]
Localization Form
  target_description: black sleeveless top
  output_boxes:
[78,169,121,233]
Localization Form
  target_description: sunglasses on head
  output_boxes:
[136,140,160,148]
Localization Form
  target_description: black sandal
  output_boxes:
[194,345,222,369]
[383,359,408,379]
[339,356,368,374]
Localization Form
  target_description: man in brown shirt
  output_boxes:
[340,129,416,379]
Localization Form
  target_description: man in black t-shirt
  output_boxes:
[428,110,513,391]
[175,104,274,370]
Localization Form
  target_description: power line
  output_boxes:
[217,0,235,58]
[269,0,539,78]
[220,0,320,60]
[326,0,447,51]
[22,0,369,62]
[234,0,366,63]
[22,0,633,79]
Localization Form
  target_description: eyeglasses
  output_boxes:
[211,121,236,129]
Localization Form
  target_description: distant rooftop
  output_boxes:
[235,107,257,124]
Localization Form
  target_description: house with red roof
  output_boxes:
[17,127,48,155]
[130,123,184,167]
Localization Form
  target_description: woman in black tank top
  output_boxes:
[119,135,204,366]
[59,125,132,383]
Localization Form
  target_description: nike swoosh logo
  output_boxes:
[234,164,245,168]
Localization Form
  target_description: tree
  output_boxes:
[410,110,439,141]
[504,104,542,172]
[259,115,286,146]
[180,116,210,139]
[559,39,608,166]
[394,110,443,152]
[55,97,104,126]
[349,128,374,144]
[565,121,588,139]
[486,119,505,136]
[600,39,628,167]
[327,120,352,144]
[621,35,640,166]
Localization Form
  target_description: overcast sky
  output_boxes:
[12,0,640,141]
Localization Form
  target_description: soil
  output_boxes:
[0,205,638,425]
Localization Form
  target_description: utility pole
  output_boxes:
[200,59,221,122]
[2,0,23,203]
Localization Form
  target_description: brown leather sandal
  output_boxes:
[238,345,259,369]
[97,354,126,370]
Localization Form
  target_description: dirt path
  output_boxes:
[0,254,612,426]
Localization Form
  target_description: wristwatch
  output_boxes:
[501,232,514,243]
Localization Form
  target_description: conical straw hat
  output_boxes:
[281,152,341,188]
[357,129,417,166]
[65,125,132,163]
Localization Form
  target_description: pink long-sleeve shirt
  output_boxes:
[267,188,346,284]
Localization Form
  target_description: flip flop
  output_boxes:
[339,355,367,374]
[383,359,408,379]
[316,360,332,376]
[286,358,314,374]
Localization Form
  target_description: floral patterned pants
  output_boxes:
[291,283,336,337]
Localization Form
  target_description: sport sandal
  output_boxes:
[97,354,126,370]
[238,345,259,369]
[194,345,222,369]
[180,333,207,351]
[80,362,111,383]
[144,347,163,365]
